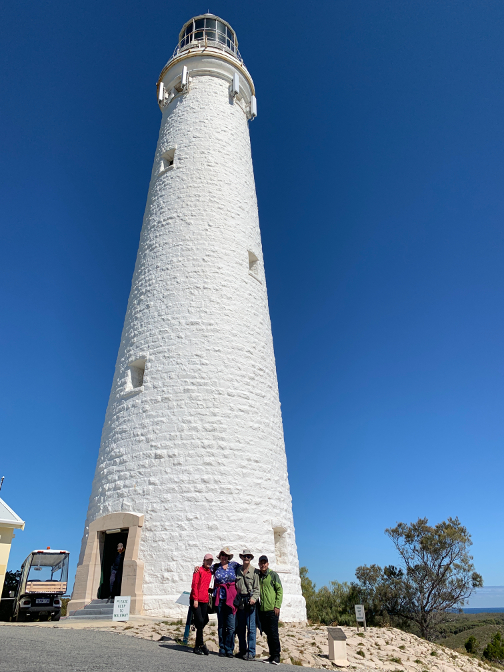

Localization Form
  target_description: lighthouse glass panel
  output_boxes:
[180,17,236,54]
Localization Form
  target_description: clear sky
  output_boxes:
[1,0,503,605]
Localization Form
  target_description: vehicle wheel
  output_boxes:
[39,614,49,621]
[15,612,27,622]
[52,613,61,621]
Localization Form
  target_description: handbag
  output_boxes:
[207,576,215,614]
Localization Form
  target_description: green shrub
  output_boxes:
[465,636,479,654]
[483,632,504,663]
[357,650,365,657]
[399,645,406,650]
[390,657,402,663]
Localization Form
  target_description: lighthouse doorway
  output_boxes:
[99,530,128,599]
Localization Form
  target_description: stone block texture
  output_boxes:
[77,48,306,621]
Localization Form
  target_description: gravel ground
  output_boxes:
[0,625,327,672]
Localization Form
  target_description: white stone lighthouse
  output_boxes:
[69,14,306,621]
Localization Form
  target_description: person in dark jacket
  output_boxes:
[109,543,125,600]
[258,555,283,665]
[190,553,214,655]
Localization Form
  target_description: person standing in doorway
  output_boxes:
[235,549,260,660]
[190,553,214,655]
[109,542,125,601]
[258,555,283,665]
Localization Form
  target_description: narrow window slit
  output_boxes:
[126,359,145,392]
[248,251,260,281]
[159,148,176,174]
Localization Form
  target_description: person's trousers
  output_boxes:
[236,605,256,657]
[216,602,235,654]
[109,569,116,595]
[191,600,209,648]
[260,610,281,658]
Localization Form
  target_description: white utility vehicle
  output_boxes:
[12,548,69,621]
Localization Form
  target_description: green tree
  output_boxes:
[483,632,504,663]
[464,635,479,654]
[300,567,355,625]
[354,518,483,640]
[1,569,21,598]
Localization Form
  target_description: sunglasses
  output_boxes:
[243,555,253,559]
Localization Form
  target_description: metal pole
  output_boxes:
[0,476,4,491]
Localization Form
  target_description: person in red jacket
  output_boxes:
[191,553,214,655]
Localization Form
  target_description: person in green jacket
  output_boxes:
[258,555,283,665]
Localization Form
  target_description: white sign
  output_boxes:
[354,604,365,621]
[175,591,191,606]
[113,596,131,621]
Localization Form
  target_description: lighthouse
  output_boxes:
[69,14,306,621]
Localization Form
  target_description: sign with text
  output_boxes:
[113,596,131,621]
[354,605,365,621]
[354,604,366,631]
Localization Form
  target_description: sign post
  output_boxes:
[113,596,131,622]
[354,604,366,632]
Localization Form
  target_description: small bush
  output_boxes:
[357,632,365,637]
[357,650,365,658]
[291,659,303,666]
[483,632,504,663]
[390,656,402,664]
[278,621,284,627]
[399,645,406,650]
[465,636,479,655]
[430,651,438,657]
[414,659,422,664]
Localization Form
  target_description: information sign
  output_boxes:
[175,591,191,606]
[354,604,366,631]
[113,596,131,621]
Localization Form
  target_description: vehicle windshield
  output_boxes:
[24,553,69,592]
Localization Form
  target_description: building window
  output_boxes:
[126,359,145,392]
[248,251,261,281]
[159,148,176,174]
[273,526,288,566]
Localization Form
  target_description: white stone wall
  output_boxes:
[79,51,306,621]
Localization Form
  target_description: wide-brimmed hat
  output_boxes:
[239,549,254,560]
[218,546,234,560]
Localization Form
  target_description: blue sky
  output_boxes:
[1,0,503,606]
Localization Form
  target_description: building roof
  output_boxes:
[0,497,25,529]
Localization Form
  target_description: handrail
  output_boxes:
[169,29,243,64]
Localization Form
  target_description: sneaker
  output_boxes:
[227,652,234,658]
[245,653,256,660]
[200,644,209,656]
[193,647,204,655]
[218,652,226,657]
[270,657,280,665]
[262,657,273,664]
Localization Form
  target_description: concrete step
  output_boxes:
[67,613,113,620]
[67,599,115,619]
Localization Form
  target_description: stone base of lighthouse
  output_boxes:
[69,510,306,621]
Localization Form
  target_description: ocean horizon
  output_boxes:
[463,607,504,613]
